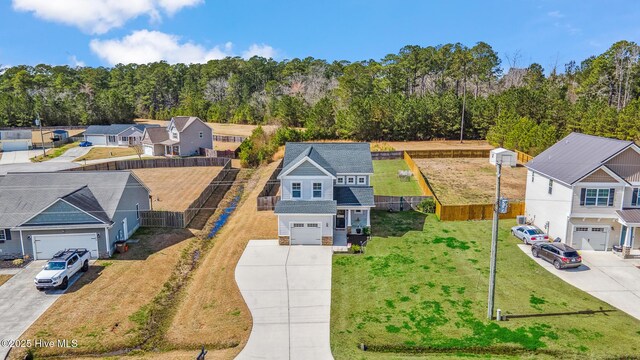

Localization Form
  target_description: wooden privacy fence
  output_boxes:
[436,201,526,221]
[213,134,246,143]
[140,159,234,228]
[67,156,230,171]
[373,195,431,212]
[403,151,434,197]
[515,150,533,164]
[406,149,491,159]
[371,151,404,160]
[256,160,283,211]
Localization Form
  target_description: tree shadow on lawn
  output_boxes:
[371,210,428,238]
[110,227,194,261]
[505,307,616,320]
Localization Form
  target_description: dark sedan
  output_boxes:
[532,242,582,269]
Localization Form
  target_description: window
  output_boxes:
[108,135,117,143]
[292,223,305,228]
[582,188,613,207]
[548,179,553,195]
[354,209,363,214]
[136,203,140,220]
[313,183,322,198]
[292,182,301,198]
[199,131,204,138]
[575,227,589,232]
[337,176,345,185]
[122,136,128,141]
[531,172,535,183]
[307,223,319,228]
[632,188,639,207]
[0,230,5,241]
[591,227,605,232]
[357,176,366,185]
[347,176,355,184]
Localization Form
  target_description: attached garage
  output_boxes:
[1,140,30,151]
[143,144,154,156]
[290,222,322,245]
[33,233,99,259]
[85,135,106,145]
[572,226,609,251]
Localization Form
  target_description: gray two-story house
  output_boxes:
[525,132,640,254]
[141,116,213,157]
[0,171,150,260]
[274,143,375,246]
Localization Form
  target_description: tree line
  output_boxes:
[1,40,639,155]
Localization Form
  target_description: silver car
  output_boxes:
[511,225,549,245]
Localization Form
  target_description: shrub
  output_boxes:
[417,198,436,213]
[239,126,308,168]
[350,244,362,254]
[12,258,24,266]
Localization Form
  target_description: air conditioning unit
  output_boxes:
[516,216,527,225]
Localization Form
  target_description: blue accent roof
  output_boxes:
[274,200,337,214]
[334,186,375,207]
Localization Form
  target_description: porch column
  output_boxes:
[624,226,634,247]
[366,210,370,227]
[346,209,351,234]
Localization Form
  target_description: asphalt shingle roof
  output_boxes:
[143,127,169,144]
[85,124,151,136]
[274,200,337,214]
[0,171,143,228]
[525,132,633,185]
[171,116,199,131]
[62,186,111,224]
[281,142,373,176]
[334,186,375,207]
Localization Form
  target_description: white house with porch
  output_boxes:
[274,142,375,246]
[524,132,640,257]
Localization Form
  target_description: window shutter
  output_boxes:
[633,189,639,207]
[4,230,11,240]
[608,188,615,207]
[580,188,586,206]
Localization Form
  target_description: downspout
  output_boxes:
[19,230,24,258]
[104,226,110,258]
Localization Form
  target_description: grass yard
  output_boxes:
[12,228,194,359]
[0,274,12,287]
[132,167,223,211]
[76,146,138,161]
[31,141,79,162]
[372,160,423,196]
[331,211,640,359]
[417,158,527,204]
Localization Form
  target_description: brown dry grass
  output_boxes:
[64,348,238,360]
[76,147,138,161]
[388,140,493,151]
[166,162,279,353]
[0,274,12,287]
[134,119,280,137]
[417,158,527,204]
[11,228,195,359]
[215,141,241,151]
[32,129,85,146]
[132,167,223,211]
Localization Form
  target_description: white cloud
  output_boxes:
[547,10,564,18]
[12,0,203,34]
[242,44,277,59]
[69,55,85,67]
[90,30,234,65]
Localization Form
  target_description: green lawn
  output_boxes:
[331,211,640,359]
[31,141,79,162]
[372,160,423,196]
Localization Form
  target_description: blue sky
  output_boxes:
[1,0,639,71]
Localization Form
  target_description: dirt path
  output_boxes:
[166,161,279,355]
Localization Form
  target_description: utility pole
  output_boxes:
[460,69,467,144]
[36,114,45,157]
[487,159,501,320]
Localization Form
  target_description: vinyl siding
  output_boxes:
[524,170,573,242]
[571,184,623,216]
[281,177,333,201]
[107,176,150,254]
[178,120,213,156]
[582,169,618,182]
[23,200,102,226]
[288,161,327,176]
[605,147,640,183]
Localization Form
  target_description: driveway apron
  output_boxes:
[235,240,334,360]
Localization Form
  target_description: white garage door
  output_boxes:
[85,135,106,145]
[143,144,154,156]
[2,140,30,151]
[33,233,99,259]
[290,223,322,245]
[573,227,608,251]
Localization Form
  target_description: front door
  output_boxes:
[620,225,627,246]
[336,210,346,229]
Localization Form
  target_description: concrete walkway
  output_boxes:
[518,244,640,320]
[47,146,91,162]
[235,240,334,360]
[0,261,86,359]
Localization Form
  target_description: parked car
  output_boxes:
[511,225,549,244]
[79,141,93,147]
[532,243,582,269]
[34,248,90,290]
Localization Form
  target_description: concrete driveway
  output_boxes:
[518,244,640,320]
[47,146,91,162]
[235,240,334,360]
[0,261,85,359]
[0,150,38,164]
[0,161,79,175]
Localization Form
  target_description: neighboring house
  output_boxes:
[0,171,151,260]
[141,116,213,157]
[525,132,640,252]
[274,142,375,246]
[51,129,69,141]
[84,124,155,146]
[0,129,32,151]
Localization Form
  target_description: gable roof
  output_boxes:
[274,200,337,214]
[526,132,633,185]
[143,127,169,143]
[281,143,373,176]
[170,116,201,132]
[85,124,153,136]
[0,171,146,228]
[52,129,68,134]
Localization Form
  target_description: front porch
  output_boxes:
[615,209,640,259]
[333,208,371,249]
[164,144,180,157]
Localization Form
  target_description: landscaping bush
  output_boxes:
[12,258,24,266]
[417,197,436,213]
[350,244,362,254]
[239,125,307,167]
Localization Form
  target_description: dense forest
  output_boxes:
[1,40,639,155]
